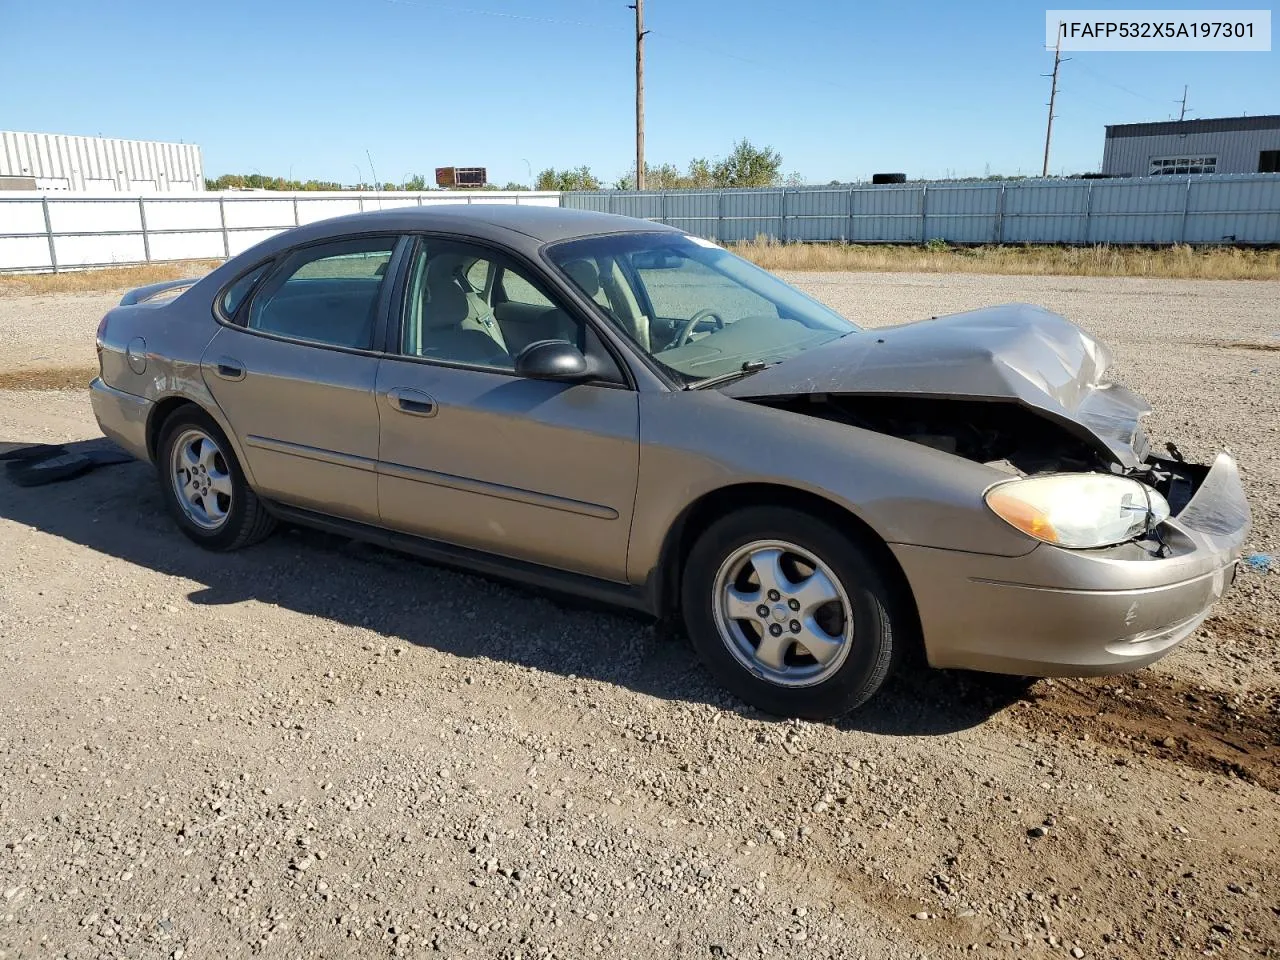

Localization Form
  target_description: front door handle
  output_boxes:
[386,387,437,417]
[214,357,246,381]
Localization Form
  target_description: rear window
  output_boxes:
[246,238,397,349]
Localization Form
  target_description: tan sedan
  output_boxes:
[90,206,1250,718]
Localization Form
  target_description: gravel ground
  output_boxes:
[1,272,1278,959]
[0,293,121,371]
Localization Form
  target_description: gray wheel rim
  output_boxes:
[169,428,233,531]
[712,539,854,688]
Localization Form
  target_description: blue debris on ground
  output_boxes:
[1244,554,1274,574]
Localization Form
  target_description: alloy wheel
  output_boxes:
[711,539,854,688]
[170,428,233,530]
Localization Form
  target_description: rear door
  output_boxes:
[374,237,639,581]
[202,235,405,522]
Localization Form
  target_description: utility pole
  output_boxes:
[1041,32,1067,178]
[629,0,648,190]
[1178,85,1189,121]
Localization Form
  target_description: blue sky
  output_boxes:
[2,0,1275,185]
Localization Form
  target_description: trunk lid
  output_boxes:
[721,304,1151,468]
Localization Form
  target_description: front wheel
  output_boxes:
[681,507,903,720]
[156,407,276,551]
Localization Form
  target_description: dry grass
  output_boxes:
[0,366,100,390]
[0,261,223,297]
[733,239,1280,281]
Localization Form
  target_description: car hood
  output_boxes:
[721,303,1151,467]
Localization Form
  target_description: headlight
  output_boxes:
[985,474,1171,549]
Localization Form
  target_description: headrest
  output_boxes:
[562,259,600,298]
[423,278,469,330]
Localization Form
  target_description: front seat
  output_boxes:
[424,254,508,354]
[562,257,649,352]
[420,278,512,368]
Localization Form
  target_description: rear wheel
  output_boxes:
[156,408,275,550]
[681,507,902,719]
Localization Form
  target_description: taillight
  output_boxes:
[95,314,109,350]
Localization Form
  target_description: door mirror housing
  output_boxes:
[514,339,590,381]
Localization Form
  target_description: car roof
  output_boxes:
[311,204,681,244]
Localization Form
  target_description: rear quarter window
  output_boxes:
[218,264,270,320]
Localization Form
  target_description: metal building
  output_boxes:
[0,131,205,192]
[1101,115,1280,177]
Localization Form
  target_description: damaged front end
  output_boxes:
[749,392,1207,528]
[719,302,1250,675]
[723,303,1233,546]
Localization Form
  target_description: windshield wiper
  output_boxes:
[687,359,769,390]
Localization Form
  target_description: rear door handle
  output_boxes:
[214,357,246,381]
[386,387,437,417]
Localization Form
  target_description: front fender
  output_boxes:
[627,390,1035,586]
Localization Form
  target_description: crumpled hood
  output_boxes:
[722,303,1151,467]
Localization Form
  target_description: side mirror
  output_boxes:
[514,339,590,381]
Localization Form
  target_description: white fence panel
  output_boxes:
[295,197,362,223]
[47,199,142,234]
[148,231,227,261]
[0,199,48,234]
[55,233,147,267]
[223,198,295,230]
[362,197,418,210]
[0,236,51,270]
[143,199,222,231]
[228,228,287,257]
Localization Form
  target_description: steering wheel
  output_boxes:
[672,308,725,348]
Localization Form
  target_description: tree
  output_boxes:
[686,157,716,188]
[535,166,601,191]
[610,141,788,191]
[711,139,784,188]
[206,173,343,191]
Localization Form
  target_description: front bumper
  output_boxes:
[893,452,1250,677]
[89,377,152,463]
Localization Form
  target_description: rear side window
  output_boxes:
[218,264,269,319]
[246,237,397,349]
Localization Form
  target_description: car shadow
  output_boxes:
[0,438,1028,737]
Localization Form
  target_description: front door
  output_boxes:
[375,238,639,581]
[202,235,402,523]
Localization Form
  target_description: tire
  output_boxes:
[156,407,276,551]
[681,507,902,720]
[871,173,907,185]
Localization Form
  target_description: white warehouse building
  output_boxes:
[0,131,204,192]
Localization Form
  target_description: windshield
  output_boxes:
[546,232,859,383]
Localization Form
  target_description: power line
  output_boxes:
[1072,62,1163,104]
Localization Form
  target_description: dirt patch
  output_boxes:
[1013,669,1280,791]
[0,366,98,390]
